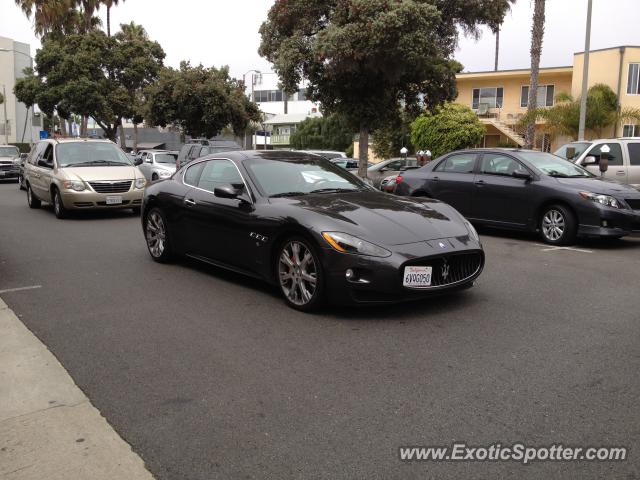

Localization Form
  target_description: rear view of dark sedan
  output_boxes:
[141,150,484,310]
[395,148,640,245]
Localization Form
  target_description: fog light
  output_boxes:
[345,268,354,279]
[602,220,608,227]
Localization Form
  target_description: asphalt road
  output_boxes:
[1,179,639,480]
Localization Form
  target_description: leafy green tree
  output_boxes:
[410,103,485,158]
[259,0,513,177]
[290,114,354,151]
[520,83,640,139]
[372,111,415,160]
[145,62,260,139]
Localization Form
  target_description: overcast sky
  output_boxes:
[1,0,639,79]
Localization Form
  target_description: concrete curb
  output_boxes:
[0,298,155,480]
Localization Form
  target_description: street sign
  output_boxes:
[39,130,48,140]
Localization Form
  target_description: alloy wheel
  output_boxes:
[146,211,166,257]
[278,240,318,306]
[54,192,61,215]
[542,209,565,242]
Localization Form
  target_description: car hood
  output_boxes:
[554,177,640,196]
[61,165,142,181]
[155,164,176,172]
[283,191,470,245]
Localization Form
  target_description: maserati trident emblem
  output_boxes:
[441,259,450,280]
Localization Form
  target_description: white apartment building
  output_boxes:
[0,36,42,144]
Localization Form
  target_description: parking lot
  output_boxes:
[1,180,639,479]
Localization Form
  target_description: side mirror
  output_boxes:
[214,184,241,199]
[512,169,532,180]
[582,155,597,166]
[134,158,143,166]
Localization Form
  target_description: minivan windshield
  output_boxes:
[519,152,594,178]
[56,142,132,167]
[0,146,19,157]
[554,142,591,160]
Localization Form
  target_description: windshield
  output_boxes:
[518,152,594,177]
[0,146,19,157]
[554,142,591,161]
[56,142,132,167]
[155,153,177,164]
[244,156,370,197]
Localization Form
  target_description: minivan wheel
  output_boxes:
[540,205,576,245]
[18,174,25,190]
[277,237,324,311]
[145,208,173,262]
[53,188,67,219]
[27,184,41,209]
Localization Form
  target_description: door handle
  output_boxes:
[184,198,196,206]
[616,171,626,176]
[431,176,439,181]
[474,180,485,185]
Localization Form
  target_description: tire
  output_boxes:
[131,207,141,215]
[540,204,577,245]
[276,236,324,311]
[52,188,68,219]
[18,174,25,190]
[144,207,173,263]
[27,184,41,209]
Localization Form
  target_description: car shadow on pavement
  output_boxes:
[40,205,140,221]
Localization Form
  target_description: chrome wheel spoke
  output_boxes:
[146,212,166,257]
[278,241,317,306]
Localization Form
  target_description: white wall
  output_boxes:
[246,71,320,116]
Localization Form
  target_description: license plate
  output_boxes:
[105,195,123,205]
[403,266,432,288]
[0,171,5,177]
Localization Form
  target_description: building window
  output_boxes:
[472,87,503,109]
[623,124,640,137]
[521,85,555,107]
[627,63,640,94]
[298,88,307,101]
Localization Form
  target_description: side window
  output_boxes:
[584,143,623,166]
[480,154,524,176]
[188,146,203,160]
[183,161,205,186]
[41,144,54,168]
[196,160,244,194]
[30,142,45,164]
[386,160,402,170]
[435,153,477,173]
[628,143,640,166]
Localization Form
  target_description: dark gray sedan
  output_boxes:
[395,148,640,245]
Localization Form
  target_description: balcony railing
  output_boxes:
[271,134,291,145]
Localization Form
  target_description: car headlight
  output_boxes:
[579,191,621,209]
[62,180,86,192]
[135,177,146,189]
[321,231,391,257]
[464,220,480,242]
[157,170,172,177]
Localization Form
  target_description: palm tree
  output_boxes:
[524,0,546,149]
[494,26,500,71]
[15,0,73,36]
[103,0,124,37]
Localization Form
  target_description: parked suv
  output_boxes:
[176,141,241,169]
[134,149,178,181]
[23,139,146,218]
[0,145,21,181]
[555,138,640,187]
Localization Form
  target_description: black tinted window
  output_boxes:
[480,154,522,176]
[628,143,640,166]
[184,161,205,186]
[584,143,623,166]
[435,154,476,173]
[197,160,243,193]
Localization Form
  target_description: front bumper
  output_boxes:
[60,188,144,210]
[577,203,640,238]
[321,236,485,305]
[0,167,20,179]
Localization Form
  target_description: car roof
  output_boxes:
[42,138,115,145]
[203,150,323,163]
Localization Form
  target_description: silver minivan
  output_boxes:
[555,138,640,187]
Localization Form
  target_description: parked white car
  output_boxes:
[134,150,178,182]
[555,138,640,187]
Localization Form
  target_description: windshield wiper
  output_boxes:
[546,171,569,178]
[310,188,360,194]
[269,191,307,198]
[67,160,130,167]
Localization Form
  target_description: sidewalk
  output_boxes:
[0,297,154,480]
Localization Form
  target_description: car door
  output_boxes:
[581,142,627,183]
[626,142,640,186]
[426,152,478,216]
[31,143,54,200]
[181,159,257,272]
[471,152,533,226]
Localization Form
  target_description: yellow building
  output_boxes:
[455,45,640,151]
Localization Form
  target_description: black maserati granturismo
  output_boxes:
[141,151,484,310]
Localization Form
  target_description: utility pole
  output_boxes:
[2,84,8,144]
[578,0,593,141]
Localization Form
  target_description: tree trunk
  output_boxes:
[21,106,30,143]
[67,118,73,137]
[82,116,88,137]
[525,0,546,149]
[358,124,369,178]
[118,121,126,149]
[133,122,138,153]
[107,6,111,37]
[494,27,500,71]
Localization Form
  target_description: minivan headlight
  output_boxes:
[579,191,621,209]
[63,180,86,192]
[135,177,146,189]
[322,231,391,257]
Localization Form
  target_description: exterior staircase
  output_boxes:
[479,118,526,147]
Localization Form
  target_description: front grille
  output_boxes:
[73,202,94,207]
[625,198,640,210]
[404,251,484,288]
[88,180,132,193]
[0,164,17,172]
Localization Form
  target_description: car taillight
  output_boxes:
[396,175,403,184]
